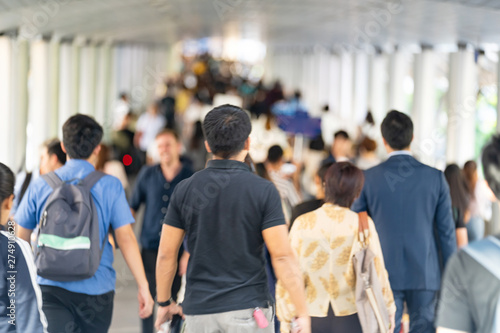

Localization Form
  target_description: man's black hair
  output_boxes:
[334,130,350,140]
[44,139,66,165]
[267,145,284,164]
[62,114,103,159]
[381,110,413,150]
[202,104,252,159]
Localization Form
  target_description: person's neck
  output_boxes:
[212,151,247,163]
[66,157,96,167]
[161,159,182,181]
[386,147,411,154]
[266,162,282,172]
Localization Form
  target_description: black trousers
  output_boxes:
[141,247,183,333]
[41,285,114,333]
[311,305,363,333]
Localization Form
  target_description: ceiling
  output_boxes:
[1,0,500,48]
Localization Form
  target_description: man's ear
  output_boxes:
[204,141,212,153]
[93,144,101,157]
[244,137,251,151]
[61,142,67,154]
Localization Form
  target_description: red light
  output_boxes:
[123,154,133,166]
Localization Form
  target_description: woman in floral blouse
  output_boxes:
[276,162,395,333]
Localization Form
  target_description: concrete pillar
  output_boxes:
[352,53,369,125]
[368,53,388,125]
[27,40,51,171]
[446,48,477,165]
[339,53,353,120]
[412,49,436,165]
[388,51,407,111]
[79,44,97,116]
[0,37,14,169]
[58,41,80,134]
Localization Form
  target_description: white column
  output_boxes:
[79,44,97,116]
[352,53,369,125]
[318,52,330,111]
[339,53,353,120]
[27,40,51,171]
[95,43,112,132]
[446,49,477,165]
[369,53,388,124]
[11,39,30,172]
[388,52,407,111]
[0,37,14,169]
[497,51,500,133]
[412,49,436,165]
[328,54,341,115]
[48,39,60,137]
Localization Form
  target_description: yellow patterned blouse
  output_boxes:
[276,204,396,332]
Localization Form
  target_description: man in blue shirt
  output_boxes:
[352,110,456,333]
[130,129,193,333]
[15,114,153,333]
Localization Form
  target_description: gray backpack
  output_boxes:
[35,171,106,282]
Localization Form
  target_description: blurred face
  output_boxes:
[39,147,59,175]
[332,138,351,158]
[156,133,181,165]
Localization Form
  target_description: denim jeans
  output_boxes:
[184,306,274,333]
[466,216,485,242]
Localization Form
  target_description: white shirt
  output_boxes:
[136,113,166,151]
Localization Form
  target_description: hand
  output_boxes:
[155,303,184,331]
[292,315,311,333]
[388,313,396,333]
[137,286,154,319]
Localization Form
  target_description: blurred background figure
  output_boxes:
[135,102,167,164]
[444,164,470,248]
[356,137,381,170]
[113,92,131,131]
[463,160,497,242]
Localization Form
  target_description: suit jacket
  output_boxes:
[352,154,457,290]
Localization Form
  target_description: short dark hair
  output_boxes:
[325,162,364,208]
[267,145,284,163]
[381,110,413,150]
[44,138,66,165]
[334,130,350,140]
[156,129,180,142]
[202,104,251,159]
[482,135,500,200]
[62,114,103,159]
[0,162,15,204]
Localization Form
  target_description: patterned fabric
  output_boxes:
[276,204,396,332]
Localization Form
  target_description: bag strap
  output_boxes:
[42,172,64,189]
[358,211,370,247]
[463,236,500,280]
[80,171,106,191]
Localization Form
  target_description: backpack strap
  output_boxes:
[42,172,63,189]
[80,171,106,191]
[463,236,500,280]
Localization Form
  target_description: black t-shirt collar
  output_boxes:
[206,159,251,172]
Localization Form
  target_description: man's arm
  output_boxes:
[16,225,33,243]
[351,177,368,213]
[263,225,310,333]
[155,224,185,330]
[114,224,153,319]
[435,173,458,265]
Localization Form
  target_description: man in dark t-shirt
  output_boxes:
[154,105,311,333]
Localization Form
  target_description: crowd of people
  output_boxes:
[0,53,500,333]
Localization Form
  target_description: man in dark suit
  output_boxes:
[352,110,456,333]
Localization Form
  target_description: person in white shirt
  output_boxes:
[134,102,167,159]
[113,93,131,131]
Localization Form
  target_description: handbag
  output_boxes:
[352,212,390,333]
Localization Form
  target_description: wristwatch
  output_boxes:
[157,297,174,307]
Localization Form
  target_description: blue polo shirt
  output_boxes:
[130,163,193,250]
[14,159,134,295]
